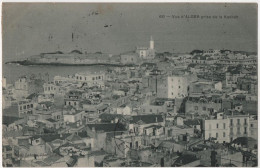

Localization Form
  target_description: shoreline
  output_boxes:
[5,60,138,67]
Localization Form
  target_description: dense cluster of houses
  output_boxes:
[2,47,258,167]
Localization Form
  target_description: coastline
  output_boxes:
[5,60,137,67]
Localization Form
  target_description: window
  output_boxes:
[223,132,226,137]
[216,124,219,129]
[209,133,211,138]
[194,106,198,110]
[244,127,247,134]
[237,119,240,124]
[216,133,218,138]
[150,109,152,112]
[251,124,254,127]
[223,123,226,129]
[203,107,206,111]
[237,127,241,134]
[6,154,12,159]
[179,86,181,89]
[230,119,233,126]
[244,118,247,124]
[20,106,22,111]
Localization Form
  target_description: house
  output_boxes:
[74,71,105,88]
[140,98,176,115]
[157,74,197,99]
[185,95,222,115]
[116,104,132,115]
[63,109,85,123]
[18,100,35,117]
[64,90,83,109]
[143,125,164,137]
[249,115,257,140]
[128,115,165,135]
[184,119,202,132]
[203,111,250,143]
[2,144,15,167]
[188,81,222,95]
[86,123,127,151]
[106,134,143,157]
[43,82,59,95]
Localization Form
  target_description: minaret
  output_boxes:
[150,36,154,49]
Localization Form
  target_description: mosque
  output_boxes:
[136,36,156,59]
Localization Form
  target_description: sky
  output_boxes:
[2,3,258,61]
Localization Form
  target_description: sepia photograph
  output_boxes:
[2,2,258,167]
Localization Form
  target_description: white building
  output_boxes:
[43,82,59,95]
[136,36,155,59]
[157,75,190,99]
[74,71,105,88]
[64,110,85,123]
[15,77,28,90]
[53,75,74,84]
[203,112,251,143]
[204,113,230,143]
[116,105,131,115]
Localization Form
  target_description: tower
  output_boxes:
[150,36,154,49]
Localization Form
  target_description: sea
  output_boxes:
[3,64,109,84]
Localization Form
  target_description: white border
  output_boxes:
[0,1,259,168]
